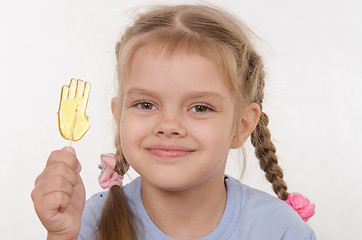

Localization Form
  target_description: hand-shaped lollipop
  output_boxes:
[58,78,91,147]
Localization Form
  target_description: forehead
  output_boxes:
[124,45,234,100]
[129,45,220,75]
[126,42,233,83]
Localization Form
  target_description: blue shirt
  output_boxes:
[79,176,317,240]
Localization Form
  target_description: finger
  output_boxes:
[62,147,81,173]
[79,82,91,116]
[46,149,81,174]
[61,85,69,101]
[68,78,77,99]
[63,146,76,156]
[34,190,72,219]
[72,175,86,212]
[83,82,91,98]
[76,79,85,99]
[36,162,79,187]
[79,82,91,115]
[33,174,75,200]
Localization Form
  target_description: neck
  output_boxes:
[141,171,227,240]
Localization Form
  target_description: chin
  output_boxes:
[140,172,195,192]
[147,171,214,193]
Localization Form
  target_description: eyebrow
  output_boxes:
[187,91,225,100]
[126,87,225,100]
[125,88,159,98]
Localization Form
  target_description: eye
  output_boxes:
[134,101,157,110]
[190,105,213,113]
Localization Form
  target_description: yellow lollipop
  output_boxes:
[58,78,91,146]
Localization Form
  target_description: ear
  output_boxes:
[111,97,119,121]
[230,103,260,149]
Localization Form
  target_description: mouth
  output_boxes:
[145,145,196,158]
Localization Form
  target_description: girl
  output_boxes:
[31,4,316,240]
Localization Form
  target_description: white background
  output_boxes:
[0,0,361,239]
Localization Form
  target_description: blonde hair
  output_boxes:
[98,4,288,240]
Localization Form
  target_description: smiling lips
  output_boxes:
[146,145,195,158]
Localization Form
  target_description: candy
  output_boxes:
[58,78,91,141]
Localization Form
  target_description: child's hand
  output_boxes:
[31,147,85,240]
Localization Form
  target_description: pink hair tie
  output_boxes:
[98,153,124,190]
[284,193,315,222]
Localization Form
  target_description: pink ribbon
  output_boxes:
[98,153,124,190]
[284,193,315,222]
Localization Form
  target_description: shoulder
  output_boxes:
[78,191,108,240]
[226,177,317,240]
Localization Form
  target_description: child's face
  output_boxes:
[119,45,241,191]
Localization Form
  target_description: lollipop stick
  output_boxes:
[67,105,79,151]
[67,138,73,151]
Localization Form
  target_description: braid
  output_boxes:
[115,132,130,175]
[249,68,288,200]
[237,48,289,200]
[97,94,137,239]
[251,112,288,200]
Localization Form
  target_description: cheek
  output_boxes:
[120,126,138,168]
[120,114,148,157]
[197,116,235,141]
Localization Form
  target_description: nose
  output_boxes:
[153,109,187,138]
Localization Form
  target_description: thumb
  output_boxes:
[61,146,81,173]
[61,146,76,156]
